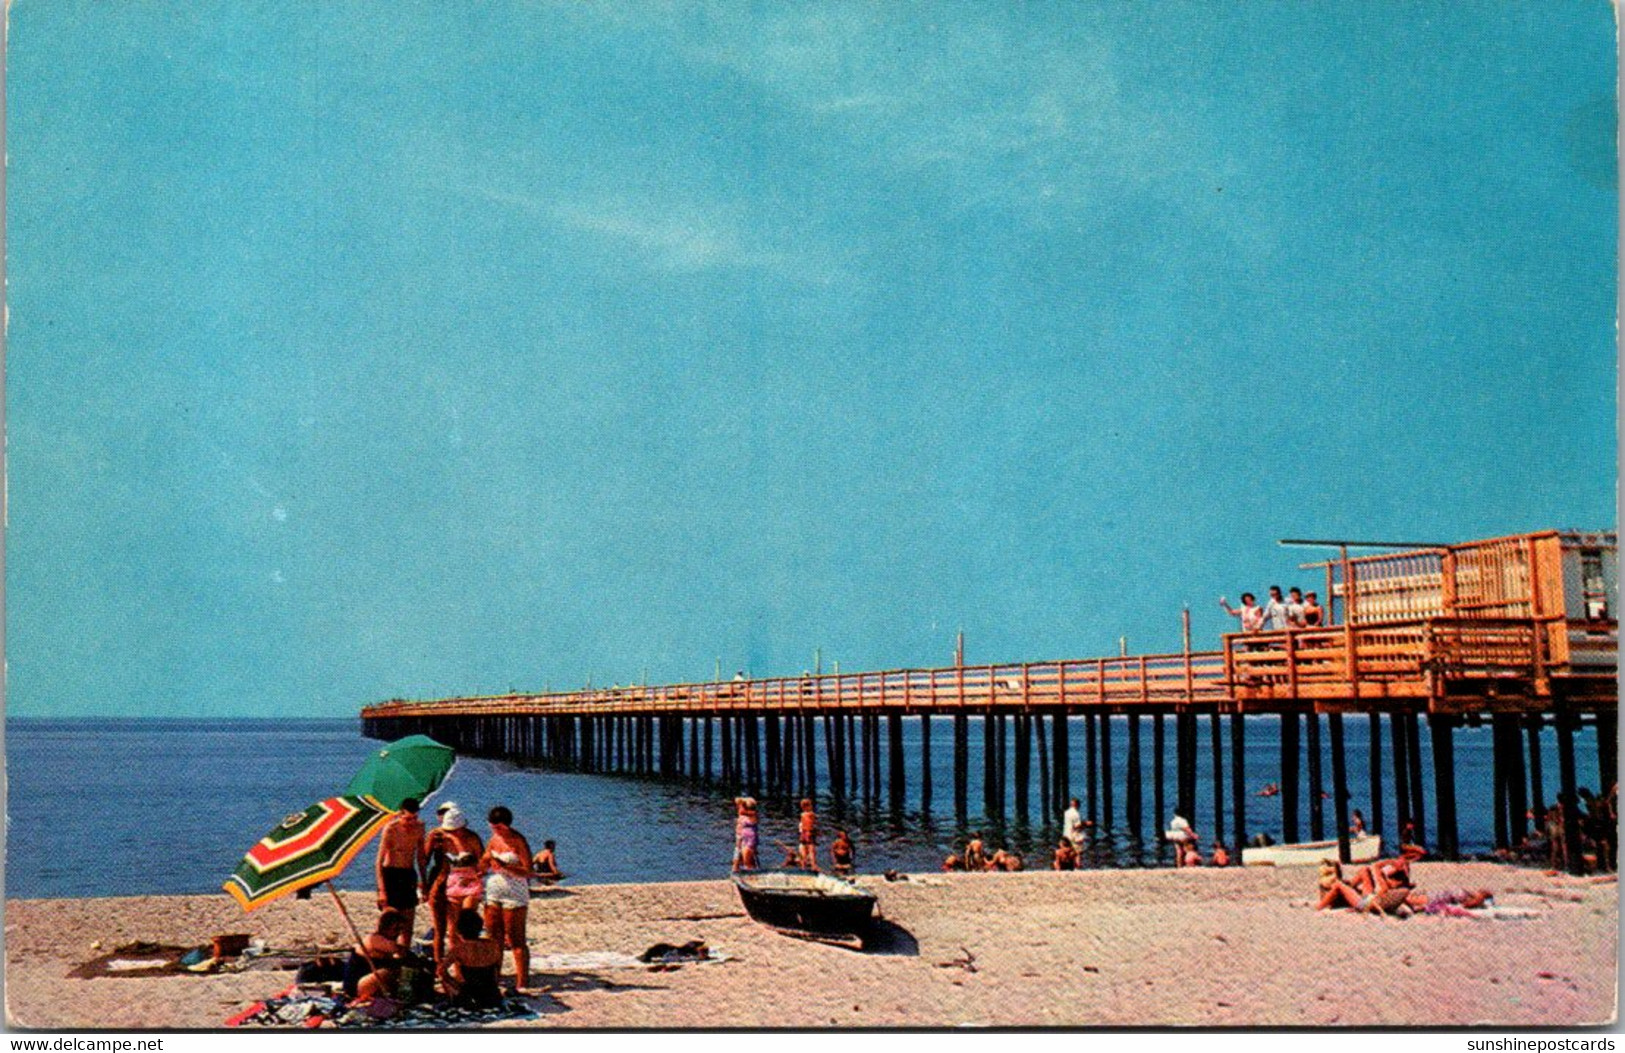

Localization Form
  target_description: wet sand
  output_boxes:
[4,863,1617,1029]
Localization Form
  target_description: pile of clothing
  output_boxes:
[227,983,541,1029]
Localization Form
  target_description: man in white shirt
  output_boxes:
[1063,798,1086,854]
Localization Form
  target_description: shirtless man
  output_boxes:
[532,840,561,880]
[375,798,424,949]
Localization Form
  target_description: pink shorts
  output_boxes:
[445,867,483,901]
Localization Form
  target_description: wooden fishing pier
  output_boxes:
[361,530,1618,869]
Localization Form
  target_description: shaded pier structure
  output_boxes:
[362,530,1617,869]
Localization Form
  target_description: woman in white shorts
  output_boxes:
[481,805,533,990]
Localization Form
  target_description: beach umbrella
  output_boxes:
[342,734,456,811]
[222,794,394,911]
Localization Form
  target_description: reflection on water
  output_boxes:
[4,716,1602,898]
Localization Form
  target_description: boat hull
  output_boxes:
[1242,833,1382,867]
[733,871,877,937]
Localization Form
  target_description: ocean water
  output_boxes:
[3,716,1607,899]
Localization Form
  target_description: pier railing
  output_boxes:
[364,614,1615,722]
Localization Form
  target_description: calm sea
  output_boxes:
[4,716,1606,899]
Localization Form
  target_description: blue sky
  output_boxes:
[7,1,1616,718]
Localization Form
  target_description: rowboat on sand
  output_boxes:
[733,870,877,944]
[1241,833,1383,867]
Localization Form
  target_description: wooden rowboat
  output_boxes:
[1241,833,1382,867]
[733,870,877,942]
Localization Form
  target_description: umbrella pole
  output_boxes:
[326,882,382,980]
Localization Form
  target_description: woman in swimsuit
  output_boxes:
[423,804,484,972]
[733,797,759,872]
[443,908,504,1009]
[482,805,534,991]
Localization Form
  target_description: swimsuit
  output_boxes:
[484,850,529,909]
[381,866,418,910]
[444,851,482,900]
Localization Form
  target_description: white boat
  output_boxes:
[1241,833,1382,867]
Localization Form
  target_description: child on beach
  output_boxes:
[733,797,759,872]
[797,799,819,870]
[830,830,855,874]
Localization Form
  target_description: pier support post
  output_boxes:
[1125,714,1142,840]
[1307,713,1325,841]
[1368,713,1384,841]
[1100,714,1114,829]
[1014,714,1032,819]
[1230,711,1246,854]
[1405,712,1426,848]
[1429,713,1458,859]
[1176,711,1197,825]
[953,713,969,820]
[1526,716,1545,815]
[802,714,818,800]
[1084,714,1098,824]
[1390,711,1411,843]
[983,712,998,820]
[920,715,933,814]
[830,713,846,805]
[1051,713,1070,810]
[1556,705,1583,874]
[888,713,906,810]
[1598,711,1618,805]
[1210,712,1225,846]
[1036,714,1050,824]
[765,715,781,790]
[823,716,838,804]
[1329,712,1351,864]
[1153,714,1166,844]
[1281,712,1301,844]
[1501,711,1527,845]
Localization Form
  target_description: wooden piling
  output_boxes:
[1526,715,1546,814]
[1084,714,1098,823]
[983,712,998,818]
[1125,713,1143,839]
[1036,714,1051,824]
[1329,712,1351,864]
[888,713,906,808]
[954,713,969,819]
[1154,714,1166,840]
[1556,705,1583,874]
[920,714,933,813]
[1052,713,1070,809]
[1014,714,1032,818]
[1210,712,1225,845]
[1229,711,1246,853]
[1281,713,1301,843]
[1306,712,1325,841]
[1430,713,1458,859]
[1390,711,1411,842]
[1405,712,1426,848]
[1099,713,1114,829]
[1367,713,1384,841]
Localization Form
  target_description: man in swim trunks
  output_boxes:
[375,798,424,948]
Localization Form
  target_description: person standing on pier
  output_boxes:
[1302,591,1325,627]
[1219,593,1264,633]
[1286,587,1308,628]
[1260,586,1289,631]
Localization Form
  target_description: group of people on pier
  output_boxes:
[354,798,565,1008]
[1219,585,1324,632]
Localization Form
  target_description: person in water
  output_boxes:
[964,835,988,871]
[374,798,424,948]
[732,797,759,872]
[1350,809,1367,836]
[830,830,855,875]
[443,909,504,1009]
[1052,839,1079,870]
[797,799,819,870]
[531,840,561,880]
[482,806,533,991]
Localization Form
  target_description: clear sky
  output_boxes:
[6,2,1616,718]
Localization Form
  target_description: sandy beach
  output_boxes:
[5,863,1616,1030]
